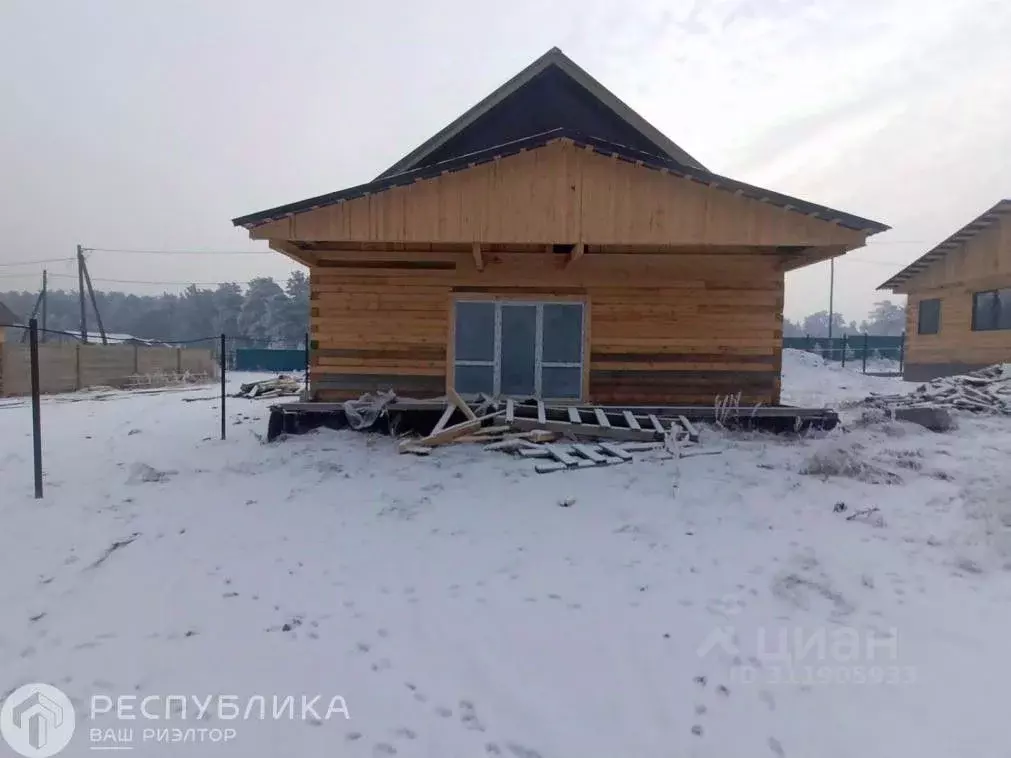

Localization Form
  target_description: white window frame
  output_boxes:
[453,299,585,399]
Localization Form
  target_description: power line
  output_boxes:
[47,273,230,286]
[0,257,75,268]
[84,247,274,255]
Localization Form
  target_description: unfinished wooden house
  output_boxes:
[234,48,888,406]
[879,199,1011,380]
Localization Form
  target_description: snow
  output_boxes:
[2,364,1011,757]
[781,348,917,407]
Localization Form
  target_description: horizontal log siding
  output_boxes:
[309,250,784,404]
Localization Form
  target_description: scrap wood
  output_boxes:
[598,442,633,461]
[865,363,1011,415]
[509,417,659,442]
[447,387,478,421]
[431,403,456,435]
[234,375,302,399]
[546,444,580,466]
[398,409,505,453]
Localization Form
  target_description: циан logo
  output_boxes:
[1,683,76,757]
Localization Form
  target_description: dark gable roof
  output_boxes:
[0,300,22,326]
[233,129,888,233]
[878,199,1011,291]
[376,47,706,180]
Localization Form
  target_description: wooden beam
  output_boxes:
[400,409,506,451]
[267,240,314,267]
[447,387,478,421]
[472,242,484,272]
[566,242,585,268]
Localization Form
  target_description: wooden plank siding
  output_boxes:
[252,140,866,250]
[309,249,784,404]
[901,214,1011,378]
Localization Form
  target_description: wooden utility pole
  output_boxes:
[77,244,88,343]
[81,255,108,344]
[40,269,47,342]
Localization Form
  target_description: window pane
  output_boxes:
[455,302,495,361]
[542,303,583,363]
[542,366,582,399]
[999,289,1011,330]
[917,298,940,335]
[500,305,536,396]
[973,291,997,331]
[454,364,494,394]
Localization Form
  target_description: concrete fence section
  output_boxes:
[0,342,218,396]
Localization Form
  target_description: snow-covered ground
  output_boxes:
[2,362,1011,757]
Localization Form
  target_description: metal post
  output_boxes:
[29,318,43,499]
[841,334,847,367]
[304,331,310,397]
[862,333,869,374]
[898,332,906,374]
[827,257,835,345]
[220,334,227,441]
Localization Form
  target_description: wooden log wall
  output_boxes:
[310,249,785,405]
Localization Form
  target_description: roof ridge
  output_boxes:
[373,47,706,180]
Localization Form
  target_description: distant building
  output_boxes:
[0,300,23,343]
[879,200,1011,380]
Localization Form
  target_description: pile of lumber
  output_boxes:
[234,375,302,399]
[397,391,700,472]
[866,363,1011,415]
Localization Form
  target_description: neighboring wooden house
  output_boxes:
[234,48,887,405]
[879,199,1011,380]
[0,300,22,343]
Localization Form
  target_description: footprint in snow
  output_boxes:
[768,736,786,756]
[372,743,397,756]
[459,700,485,731]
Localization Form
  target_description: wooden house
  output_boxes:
[234,48,888,405]
[879,199,1011,380]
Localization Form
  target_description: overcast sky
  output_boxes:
[1,0,1009,321]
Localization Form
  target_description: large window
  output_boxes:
[453,300,584,399]
[971,288,1011,331]
[917,298,941,335]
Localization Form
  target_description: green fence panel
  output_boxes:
[234,348,304,372]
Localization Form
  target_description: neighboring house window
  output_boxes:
[917,298,941,335]
[971,288,1011,331]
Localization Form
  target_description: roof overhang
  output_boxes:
[232,129,889,236]
[878,199,1011,292]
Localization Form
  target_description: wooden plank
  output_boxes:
[623,410,641,429]
[619,442,665,452]
[472,424,512,437]
[678,414,700,442]
[537,400,546,424]
[483,438,529,452]
[509,417,659,442]
[447,386,478,421]
[402,409,505,451]
[546,444,580,466]
[648,414,665,433]
[568,406,582,424]
[519,446,553,458]
[400,444,433,456]
[593,408,611,426]
[506,398,515,423]
[535,461,569,474]
[598,442,633,460]
[572,444,606,463]
[431,404,455,435]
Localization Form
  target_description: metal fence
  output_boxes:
[5,321,311,499]
[783,334,905,375]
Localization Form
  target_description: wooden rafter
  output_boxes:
[472,242,484,271]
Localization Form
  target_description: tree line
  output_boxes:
[0,272,309,346]
[783,300,906,338]
[1,277,905,345]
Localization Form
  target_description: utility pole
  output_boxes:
[81,255,108,344]
[77,244,88,343]
[40,269,47,342]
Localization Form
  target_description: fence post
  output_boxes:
[133,344,139,374]
[220,334,227,441]
[840,334,847,367]
[29,319,43,499]
[176,347,182,374]
[898,332,906,374]
[805,333,811,352]
[304,331,310,398]
[862,333,869,374]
